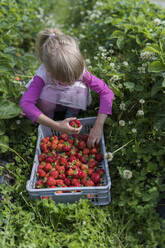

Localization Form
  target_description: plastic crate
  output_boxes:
[26,117,111,205]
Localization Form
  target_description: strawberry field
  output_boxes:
[0,0,165,247]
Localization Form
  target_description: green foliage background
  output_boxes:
[0,0,165,247]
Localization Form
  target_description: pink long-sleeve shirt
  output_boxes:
[20,70,114,123]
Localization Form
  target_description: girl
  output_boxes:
[20,28,114,148]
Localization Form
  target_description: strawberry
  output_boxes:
[56,179,64,187]
[47,176,56,187]
[50,169,59,179]
[82,148,90,155]
[63,142,72,152]
[91,172,101,184]
[74,169,83,179]
[90,147,98,155]
[37,169,46,178]
[57,166,65,174]
[46,156,54,163]
[60,133,68,141]
[68,138,74,145]
[64,178,71,186]
[56,143,63,152]
[80,155,88,164]
[69,119,82,128]
[71,178,80,186]
[43,163,52,172]
[88,168,94,176]
[81,134,88,142]
[88,159,98,168]
[38,154,47,162]
[80,163,88,170]
[77,140,86,150]
[38,163,45,170]
[85,180,95,187]
[96,168,105,176]
[69,155,77,162]
[60,157,68,166]
[95,153,103,162]
[35,180,44,189]
[67,168,74,177]
[59,173,66,180]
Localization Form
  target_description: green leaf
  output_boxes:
[123,82,135,90]
[159,37,165,53]
[151,81,162,97]
[144,45,161,55]
[162,79,165,87]
[117,36,124,49]
[148,61,165,73]
[0,99,22,119]
[0,120,5,135]
[0,135,9,152]
[111,30,124,39]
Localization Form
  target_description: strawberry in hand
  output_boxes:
[69,119,82,128]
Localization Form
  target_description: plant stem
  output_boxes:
[113,140,133,154]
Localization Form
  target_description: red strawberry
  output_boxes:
[88,168,94,176]
[64,178,71,186]
[59,173,66,180]
[82,148,90,155]
[69,155,77,162]
[90,147,98,155]
[37,169,46,178]
[97,168,105,176]
[67,168,74,177]
[38,154,47,162]
[60,133,68,141]
[74,169,83,179]
[88,159,98,168]
[60,157,68,166]
[85,180,95,187]
[35,180,44,189]
[47,177,56,187]
[56,179,64,187]
[69,119,82,128]
[77,140,86,150]
[50,169,59,179]
[95,153,103,162]
[91,172,101,184]
[80,155,88,164]
[72,178,80,186]
[81,134,88,142]
[43,163,52,172]
[38,163,45,170]
[63,142,72,152]
[68,138,74,145]
[57,166,65,174]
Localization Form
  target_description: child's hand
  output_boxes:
[87,123,103,148]
[58,117,82,135]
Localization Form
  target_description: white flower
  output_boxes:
[128,121,133,125]
[105,152,113,162]
[107,57,111,61]
[123,170,132,179]
[162,72,165,78]
[136,110,144,116]
[86,59,91,64]
[131,128,137,133]
[119,120,125,126]
[94,56,98,60]
[123,61,128,66]
[16,120,21,125]
[110,63,115,68]
[80,11,84,15]
[79,34,85,39]
[140,51,154,60]
[119,103,126,111]
[163,91,165,94]
[154,18,161,26]
[111,75,119,82]
[109,49,114,54]
[118,83,123,89]
[139,99,145,104]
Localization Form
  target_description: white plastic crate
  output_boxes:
[26,117,111,205]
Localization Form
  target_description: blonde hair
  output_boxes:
[36,28,85,83]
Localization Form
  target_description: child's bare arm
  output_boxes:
[36,114,82,135]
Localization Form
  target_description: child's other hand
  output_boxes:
[87,124,103,148]
[58,117,82,135]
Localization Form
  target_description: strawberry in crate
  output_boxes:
[35,131,105,190]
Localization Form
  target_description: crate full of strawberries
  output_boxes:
[26,117,111,205]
